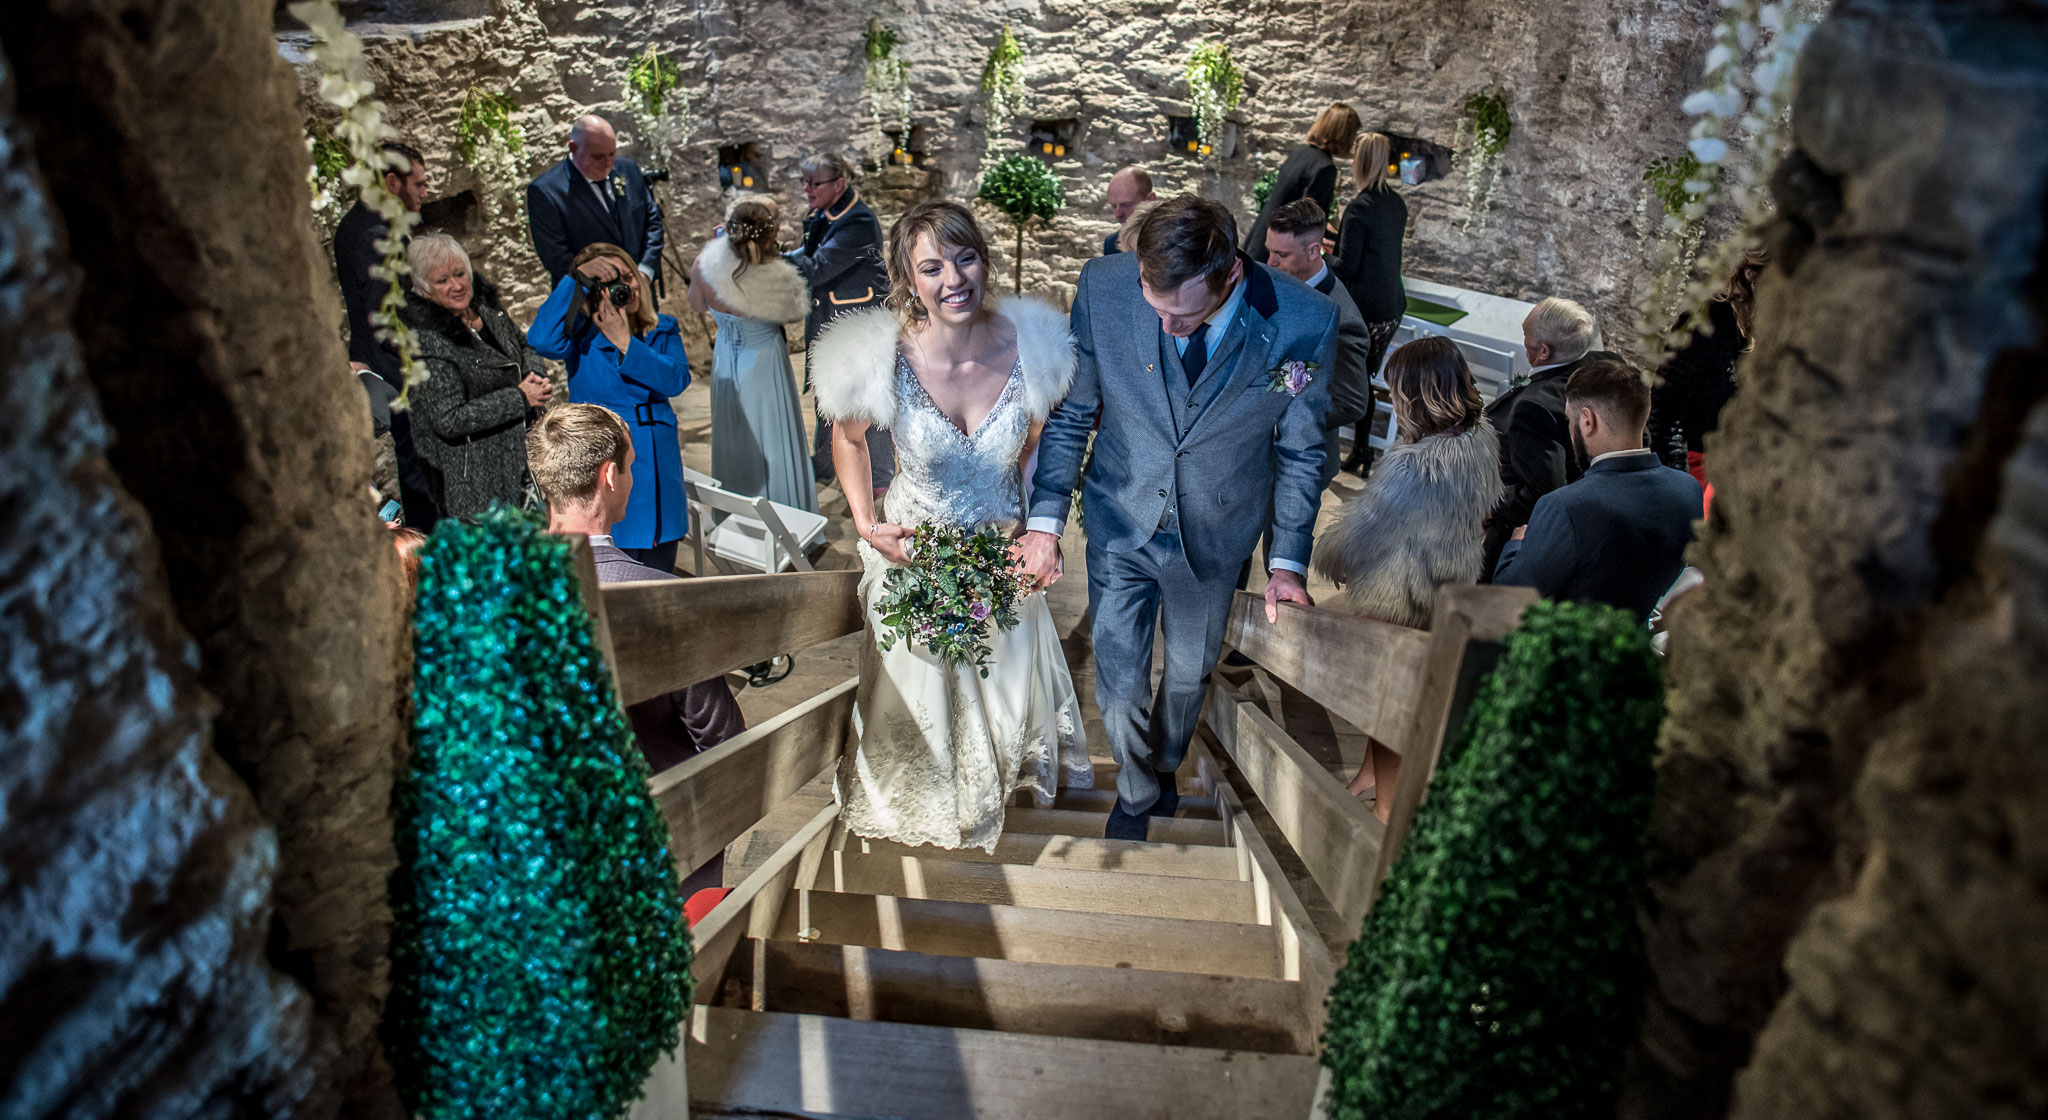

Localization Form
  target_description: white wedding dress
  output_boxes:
[834,349,1093,851]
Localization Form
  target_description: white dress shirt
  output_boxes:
[1589,447,1658,467]
[1305,262,1332,291]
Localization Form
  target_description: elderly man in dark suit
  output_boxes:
[1261,198,1374,489]
[1495,356,1704,618]
[526,115,666,294]
[1101,166,1155,255]
[334,139,440,530]
[1480,296,1617,580]
[787,151,894,491]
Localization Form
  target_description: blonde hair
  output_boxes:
[723,198,780,282]
[568,242,659,336]
[1305,103,1362,157]
[527,403,631,507]
[1383,336,1482,441]
[1351,132,1393,192]
[407,233,471,297]
[884,200,993,324]
[1526,297,1597,364]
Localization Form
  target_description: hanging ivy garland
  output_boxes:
[303,116,352,240]
[390,509,693,1120]
[1184,41,1245,157]
[625,45,692,165]
[291,0,423,400]
[977,154,1065,295]
[1319,600,1665,1120]
[1456,88,1511,234]
[980,24,1026,159]
[1251,166,1280,210]
[1638,153,1718,325]
[456,86,525,216]
[863,18,913,168]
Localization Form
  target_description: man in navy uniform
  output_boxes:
[789,151,894,491]
[526,115,666,296]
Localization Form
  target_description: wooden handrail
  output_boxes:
[601,569,864,706]
[1222,593,1431,749]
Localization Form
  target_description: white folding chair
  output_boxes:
[1454,338,1517,402]
[681,470,828,575]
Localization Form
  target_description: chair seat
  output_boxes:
[707,502,828,573]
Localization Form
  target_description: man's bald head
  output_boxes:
[568,115,618,181]
[1106,167,1156,224]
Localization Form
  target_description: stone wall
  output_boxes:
[286,0,1723,355]
[1625,1,2048,1116]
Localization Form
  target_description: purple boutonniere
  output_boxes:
[1266,359,1318,396]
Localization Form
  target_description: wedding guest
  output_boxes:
[526,115,667,292]
[1329,131,1409,475]
[1102,166,1155,255]
[788,151,895,493]
[527,241,691,572]
[1313,337,1501,818]
[689,199,818,513]
[531,404,746,766]
[1245,102,1360,263]
[1480,296,1610,580]
[1495,356,1703,617]
[335,140,439,529]
[1650,246,1766,488]
[390,526,427,596]
[1263,198,1374,489]
[401,233,551,519]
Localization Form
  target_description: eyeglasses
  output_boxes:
[800,176,844,188]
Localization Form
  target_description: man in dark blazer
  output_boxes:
[1101,166,1155,255]
[1494,356,1704,618]
[1480,296,1614,580]
[1262,198,1373,489]
[788,151,894,489]
[334,140,440,529]
[526,115,666,293]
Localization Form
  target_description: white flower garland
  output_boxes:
[1183,43,1244,159]
[292,0,423,398]
[981,26,1025,160]
[865,57,911,167]
[631,85,692,165]
[1458,123,1506,235]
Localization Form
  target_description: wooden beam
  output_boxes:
[568,537,627,710]
[1222,591,1432,746]
[1001,806,1228,847]
[850,831,1241,880]
[745,940,1315,1054]
[1209,677,1386,933]
[686,1006,1322,1119]
[1017,786,1221,819]
[769,889,1286,978]
[827,849,1260,924]
[601,569,864,706]
[648,677,856,874]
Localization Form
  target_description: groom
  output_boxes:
[1018,195,1337,841]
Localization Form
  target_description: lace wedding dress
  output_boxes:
[834,350,1093,851]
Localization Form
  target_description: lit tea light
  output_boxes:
[1053,144,1066,157]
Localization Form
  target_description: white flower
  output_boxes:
[1704,44,1734,74]
[1688,137,1729,164]
[1682,90,1717,115]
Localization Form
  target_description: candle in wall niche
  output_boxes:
[742,176,754,187]
[1054,144,1065,157]
[1187,140,1198,152]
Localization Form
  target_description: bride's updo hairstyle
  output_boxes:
[723,198,779,282]
[884,200,992,324]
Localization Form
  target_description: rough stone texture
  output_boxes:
[0,0,412,1114]
[1627,1,2048,1116]
[285,0,1723,354]
[0,61,316,1118]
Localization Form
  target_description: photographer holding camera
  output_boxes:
[527,241,692,572]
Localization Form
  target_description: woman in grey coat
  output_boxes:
[1312,335,1501,815]
[402,233,552,518]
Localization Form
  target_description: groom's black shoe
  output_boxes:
[1105,801,1149,841]
[1149,780,1181,819]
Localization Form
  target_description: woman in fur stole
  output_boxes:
[1313,335,1502,815]
[689,200,819,513]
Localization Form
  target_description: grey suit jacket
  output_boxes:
[1030,251,1338,581]
[1313,268,1375,430]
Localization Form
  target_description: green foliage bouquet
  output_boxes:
[874,522,1030,678]
[1320,599,1665,1120]
[392,509,691,1120]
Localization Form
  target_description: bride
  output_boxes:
[813,200,1092,851]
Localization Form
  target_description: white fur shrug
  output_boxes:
[810,297,1076,431]
[696,236,810,323]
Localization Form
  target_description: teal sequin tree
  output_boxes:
[392,509,692,1119]
[1320,600,1665,1119]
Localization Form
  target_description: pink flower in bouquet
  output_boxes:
[1265,359,1318,397]
[969,599,991,621]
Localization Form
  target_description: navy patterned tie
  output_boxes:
[1182,323,1210,386]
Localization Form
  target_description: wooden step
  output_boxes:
[821,848,1260,924]
[851,831,1241,880]
[1004,806,1228,847]
[1084,759,1211,795]
[768,889,1285,978]
[737,938,1314,1053]
[1016,786,1222,818]
[686,1005,1321,1119]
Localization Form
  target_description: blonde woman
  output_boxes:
[1331,132,1410,473]
[1246,102,1362,262]
[812,200,1090,852]
[1313,336,1501,815]
[689,200,817,513]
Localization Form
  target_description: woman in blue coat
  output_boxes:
[528,241,691,571]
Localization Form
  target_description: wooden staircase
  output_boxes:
[575,546,1534,1119]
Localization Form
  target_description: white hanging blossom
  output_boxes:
[1183,42,1245,158]
[626,46,692,165]
[1634,0,1816,355]
[1455,90,1511,235]
[863,20,913,167]
[980,25,1026,160]
[291,0,423,399]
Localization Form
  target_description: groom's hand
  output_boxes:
[1264,569,1313,623]
[1014,530,1063,591]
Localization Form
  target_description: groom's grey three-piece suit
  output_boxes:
[1029,250,1338,816]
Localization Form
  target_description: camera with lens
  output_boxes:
[576,273,634,312]
[640,166,672,184]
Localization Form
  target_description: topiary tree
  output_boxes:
[1320,599,1665,1120]
[977,154,1065,294]
[391,509,692,1119]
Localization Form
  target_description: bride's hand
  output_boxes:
[862,521,913,565]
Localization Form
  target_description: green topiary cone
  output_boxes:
[391,508,692,1119]
[1320,599,1664,1119]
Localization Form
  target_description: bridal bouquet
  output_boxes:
[873,523,1030,677]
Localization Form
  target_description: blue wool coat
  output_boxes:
[528,275,691,548]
